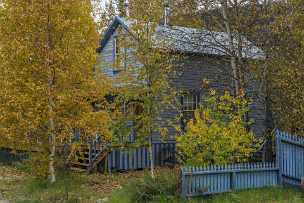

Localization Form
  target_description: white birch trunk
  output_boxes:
[149,137,155,179]
[48,110,56,184]
[46,1,56,184]
[221,0,240,96]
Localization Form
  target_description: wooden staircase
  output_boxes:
[69,138,109,173]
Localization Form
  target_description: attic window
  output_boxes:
[114,36,119,57]
[113,36,121,74]
[113,35,128,74]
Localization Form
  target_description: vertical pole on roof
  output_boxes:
[164,0,170,26]
[125,0,129,18]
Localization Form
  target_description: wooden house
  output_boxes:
[92,16,266,172]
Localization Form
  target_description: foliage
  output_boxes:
[170,0,203,28]
[268,0,304,135]
[177,90,260,165]
[0,0,112,181]
[128,0,202,28]
[92,0,117,32]
[110,168,179,203]
[102,1,178,177]
[129,0,163,22]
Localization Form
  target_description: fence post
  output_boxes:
[230,172,236,191]
[181,168,187,198]
[276,130,282,185]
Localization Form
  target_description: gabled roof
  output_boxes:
[97,16,265,60]
[96,16,131,53]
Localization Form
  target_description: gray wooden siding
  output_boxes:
[96,25,141,84]
[98,34,266,140]
[157,55,266,139]
[96,34,115,77]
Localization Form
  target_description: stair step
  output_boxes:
[76,157,90,161]
[70,162,90,167]
[88,151,109,173]
[70,167,87,172]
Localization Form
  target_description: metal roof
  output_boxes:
[97,16,265,60]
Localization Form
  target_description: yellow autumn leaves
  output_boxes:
[177,91,260,166]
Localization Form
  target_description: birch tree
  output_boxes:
[0,0,112,182]
[268,0,304,135]
[92,0,117,32]
[106,0,176,178]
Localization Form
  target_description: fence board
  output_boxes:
[276,130,304,186]
[181,162,279,197]
[181,130,304,197]
[103,142,176,172]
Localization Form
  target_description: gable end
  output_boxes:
[97,17,131,53]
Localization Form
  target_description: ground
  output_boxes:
[0,164,144,203]
[0,164,303,203]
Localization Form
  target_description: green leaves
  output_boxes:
[177,91,259,166]
[269,0,304,135]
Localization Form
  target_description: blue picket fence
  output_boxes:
[0,149,28,163]
[105,141,176,171]
[276,130,304,186]
[181,162,279,197]
[181,130,304,197]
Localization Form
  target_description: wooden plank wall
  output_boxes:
[105,142,176,171]
[276,130,304,186]
[0,149,28,163]
[181,162,279,197]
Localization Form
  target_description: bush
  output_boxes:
[111,168,179,203]
[177,90,261,165]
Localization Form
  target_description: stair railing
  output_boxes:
[87,135,110,172]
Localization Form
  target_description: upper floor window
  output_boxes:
[114,36,120,58]
[113,35,127,75]
[180,92,200,130]
[113,36,121,74]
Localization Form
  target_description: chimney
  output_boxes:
[164,1,170,26]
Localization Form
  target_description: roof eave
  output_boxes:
[97,16,131,53]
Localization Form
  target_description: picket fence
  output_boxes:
[181,130,304,197]
[276,130,304,186]
[181,162,279,197]
[105,141,176,171]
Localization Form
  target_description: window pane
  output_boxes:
[180,92,200,130]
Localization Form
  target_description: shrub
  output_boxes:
[177,90,261,165]
[111,168,179,203]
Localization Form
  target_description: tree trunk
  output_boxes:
[46,0,56,184]
[221,0,240,96]
[48,112,56,184]
[148,137,155,179]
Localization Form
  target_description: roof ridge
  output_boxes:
[98,16,265,60]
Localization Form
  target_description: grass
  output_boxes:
[190,187,304,203]
[112,185,304,203]
[0,163,145,203]
[110,169,304,203]
[0,163,303,203]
